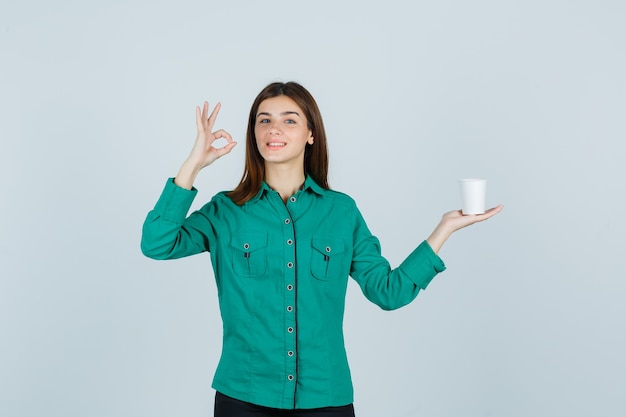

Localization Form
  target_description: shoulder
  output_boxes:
[320,188,360,211]
[196,191,238,213]
[212,190,235,202]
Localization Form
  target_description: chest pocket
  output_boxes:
[310,237,347,280]
[230,232,268,277]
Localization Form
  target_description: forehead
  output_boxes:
[257,95,304,115]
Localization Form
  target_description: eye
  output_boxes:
[258,118,270,124]
[285,119,296,124]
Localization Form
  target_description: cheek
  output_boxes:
[253,131,266,153]
[255,123,271,136]
[254,127,265,143]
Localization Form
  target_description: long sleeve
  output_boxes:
[140,178,215,260]
[349,207,446,311]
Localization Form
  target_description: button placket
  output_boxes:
[282,210,297,387]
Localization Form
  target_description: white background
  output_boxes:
[1,1,625,416]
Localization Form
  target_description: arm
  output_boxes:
[350,204,503,310]
[350,209,446,311]
[140,180,214,259]
[140,101,237,259]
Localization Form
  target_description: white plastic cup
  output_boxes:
[459,179,486,215]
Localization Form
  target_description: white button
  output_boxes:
[290,197,297,203]
[288,351,294,357]
[287,262,294,268]
[287,306,293,312]
[284,219,291,225]
[325,246,331,253]
[287,239,293,245]
[243,243,250,249]
[288,375,294,381]
[287,285,293,291]
[287,327,294,333]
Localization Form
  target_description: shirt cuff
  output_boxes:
[399,240,446,290]
[152,178,198,224]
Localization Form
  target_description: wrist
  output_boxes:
[174,161,202,190]
[426,223,453,254]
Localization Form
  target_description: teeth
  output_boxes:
[268,142,286,147]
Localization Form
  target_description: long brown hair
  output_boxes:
[228,82,329,205]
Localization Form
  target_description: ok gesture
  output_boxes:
[175,101,237,189]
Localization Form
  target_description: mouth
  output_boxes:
[267,142,286,149]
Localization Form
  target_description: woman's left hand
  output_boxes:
[426,205,503,253]
[439,205,504,233]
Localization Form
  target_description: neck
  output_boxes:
[264,163,306,202]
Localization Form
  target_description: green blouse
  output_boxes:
[141,176,446,409]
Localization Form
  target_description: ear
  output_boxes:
[308,132,314,145]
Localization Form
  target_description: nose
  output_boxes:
[269,122,281,135]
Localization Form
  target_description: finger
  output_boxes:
[475,205,504,221]
[214,141,238,157]
[195,105,205,130]
[484,205,504,215]
[202,101,211,126]
[207,102,222,130]
[212,129,233,142]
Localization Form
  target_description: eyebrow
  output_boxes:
[256,111,301,118]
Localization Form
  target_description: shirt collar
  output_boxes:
[248,175,326,204]
[302,175,326,196]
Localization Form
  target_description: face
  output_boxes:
[254,95,314,168]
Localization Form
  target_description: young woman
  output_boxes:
[141,81,502,417]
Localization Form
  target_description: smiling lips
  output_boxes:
[267,142,286,149]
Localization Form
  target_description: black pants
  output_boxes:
[214,392,356,417]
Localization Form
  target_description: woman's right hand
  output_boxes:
[189,101,237,169]
[175,101,237,189]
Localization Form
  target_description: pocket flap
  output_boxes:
[230,232,268,252]
[311,237,345,257]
